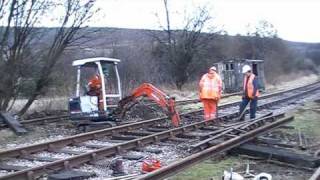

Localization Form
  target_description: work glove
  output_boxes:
[242,95,248,99]
[250,96,257,100]
[251,93,257,99]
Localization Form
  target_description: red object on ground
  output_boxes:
[142,158,162,172]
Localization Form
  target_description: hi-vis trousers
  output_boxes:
[201,99,218,121]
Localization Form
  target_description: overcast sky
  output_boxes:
[86,0,320,43]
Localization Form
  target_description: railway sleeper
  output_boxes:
[75,143,110,149]
[253,137,296,148]
[230,143,320,168]
[122,130,154,136]
[146,128,167,132]
[0,163,26,171]
[21,155,60,162]
[134,147,163,154]
[111,134,140,140]
[121,154,144,160]
[176,132,207,139]
[167,137,192,142]
[50,148,86,155]
[47,170,96,180]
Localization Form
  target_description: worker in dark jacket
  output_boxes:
[239,65,260,120]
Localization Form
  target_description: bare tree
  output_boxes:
[245,20,278,59]
[242,20,315,83]
[0,0,50,111]
[0,0,98,115]
[151,0,213,90]
[18,0,98,115]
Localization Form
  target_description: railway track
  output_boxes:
[0,82,319,179]
[310,166,320,180]
[0,93,240,130]
[0,115,69,129]
[0,81,318,129]
[137,115,294,180]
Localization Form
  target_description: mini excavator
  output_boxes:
[68,57,180,130]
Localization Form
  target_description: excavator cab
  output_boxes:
[69,57,180,130]
[69,57,122,125]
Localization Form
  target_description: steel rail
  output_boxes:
[0,113,288,180]
[171,81,320,105]
[137,115,294,180]
[309,166,320,180]
[0,115,69,128]
[190,113,285,149]
[0,82,319,160]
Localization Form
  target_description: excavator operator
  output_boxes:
[87,67,108,111]
[87,71,102,95]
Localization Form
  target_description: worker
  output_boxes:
[239,65,260,120]
[199,66,222,122]
[87,71,102,96]
[87,71,103,111]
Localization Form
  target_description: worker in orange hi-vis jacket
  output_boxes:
[87,72,103,110]
[199,66,222,122]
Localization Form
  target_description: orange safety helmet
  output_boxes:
[141,158,161,173]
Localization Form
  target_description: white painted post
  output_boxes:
[96,62,107,111]
[76,66,81,97]
[114,62,122,100]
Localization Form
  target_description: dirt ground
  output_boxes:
[0,121,76,150]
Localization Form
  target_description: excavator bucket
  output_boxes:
[115,83,180,127]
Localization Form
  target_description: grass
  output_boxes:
[287,101,320,137]
[169,156,246,180]
[177,103,202,112]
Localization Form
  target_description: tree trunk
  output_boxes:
[176,81,183,90]
[17,93,37,116]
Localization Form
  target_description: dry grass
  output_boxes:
[266,73,319,91]
[9,96,68,115]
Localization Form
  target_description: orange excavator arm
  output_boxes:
[116,83,180,127]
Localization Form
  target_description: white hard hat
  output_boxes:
[210,66,217,71]
[242,65,251,73]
